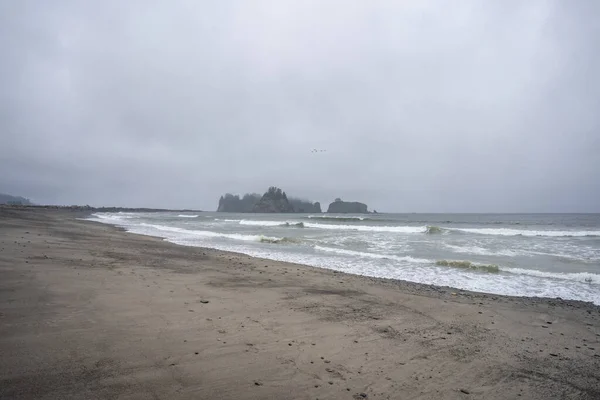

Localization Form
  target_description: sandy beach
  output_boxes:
[0,208,599,399]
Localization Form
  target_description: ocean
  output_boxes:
[88,212,600,304]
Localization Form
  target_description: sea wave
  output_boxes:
[260,236,300,244]
[237,219,427,233]
[444,244,519,257]
[450,227,600,237]
[178,214,198,218]
[425,225,445,234]
[502,267,599,284]
[239,220,283,227]
[435,260,499,273]
[138,223,280,243]
[314,245,430,263]
[306,223,427,233]
[282,222,305,228]
[92,212,137,221]
[307,215,366,221]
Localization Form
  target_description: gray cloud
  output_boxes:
[1,0,599,212]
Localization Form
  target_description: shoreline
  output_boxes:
[1,208,599,399]
[86,212,600,309]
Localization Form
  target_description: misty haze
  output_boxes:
[1,1,598,212]
[1,2,599,400]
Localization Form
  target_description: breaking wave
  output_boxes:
[444,244,519,257]
[314,245,430,263]
[282,222,305,228]
[502,267,599,284]
[139,223,280,243]
[305,223,427,233]
[178,214,198,218]
[259,236,300,244]
[451,228,600,237]
[435,260,500,273]
[425,225,444,234]
[239,220,284,227]
[307,215,367,221]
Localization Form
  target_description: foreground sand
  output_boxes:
[0,208,599,399]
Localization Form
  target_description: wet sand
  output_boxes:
[1,208,599,399]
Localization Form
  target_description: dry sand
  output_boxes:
[0,208,599,399]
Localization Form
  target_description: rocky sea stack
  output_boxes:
[217,187,321,213]
[327,198,368,214]
[252,187,294,213]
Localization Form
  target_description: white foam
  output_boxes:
[314,245,430,263]
[138,223,280,243]
[444,244,519,257]
[502,267,600,284]
[451,227,600,237]
[239,220,287,227]
[305,223,427,233]
[178,214,198,218]
[308,215,366,220]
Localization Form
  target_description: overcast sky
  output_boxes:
[1,1,598,212]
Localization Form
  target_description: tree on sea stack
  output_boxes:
[252,186,295,213]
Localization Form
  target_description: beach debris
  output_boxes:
[460,389,471,394]
[199,300,209,304]
[254,381,263,386]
